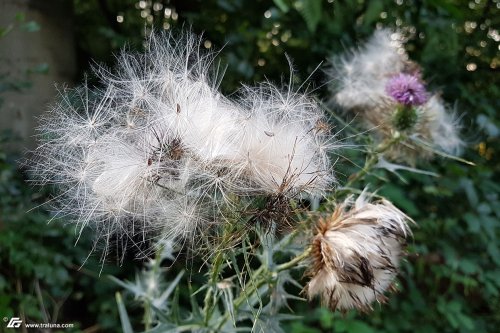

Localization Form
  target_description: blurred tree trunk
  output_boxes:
[0,0,76,151]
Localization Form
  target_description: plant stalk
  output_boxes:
[344,133,403,188]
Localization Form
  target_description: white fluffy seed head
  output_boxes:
[328,28,462,162]
[420,94,463,156]
[330,29,407,109]
[29,30,338,254]
[306,192,412,312]
[233,83,334,196]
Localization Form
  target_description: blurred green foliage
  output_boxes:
[1,0,499,332]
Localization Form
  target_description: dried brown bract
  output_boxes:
[305,192,412,312]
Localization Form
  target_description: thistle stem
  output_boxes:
[276,246,312,272]
[202,250,225,325]
[214,242,312,331]
[203,220,239,325]
[344,133,403,188]
[144,246,163,331]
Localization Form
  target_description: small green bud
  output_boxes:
[392,105,418,131]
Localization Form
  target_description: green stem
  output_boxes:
[344,134,403,188]
[202,250,225,325]
[276,246,312,272]
[144,246,163,331]
[214,244,312,331]
[203,220,239,325]
[144,302,152,331]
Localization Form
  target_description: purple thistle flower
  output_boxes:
[386,73,428,106]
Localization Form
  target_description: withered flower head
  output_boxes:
[306,192,412,312]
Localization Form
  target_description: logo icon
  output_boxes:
[6,317,22,328]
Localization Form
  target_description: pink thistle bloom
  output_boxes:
[386,73,428,106]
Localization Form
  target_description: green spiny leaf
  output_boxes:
[116,292,134,333]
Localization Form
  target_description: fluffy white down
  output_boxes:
[331,29,406,109]
[421,94,463,155]
[30,31,336,249]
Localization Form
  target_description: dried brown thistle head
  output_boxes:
[305,192,412,312]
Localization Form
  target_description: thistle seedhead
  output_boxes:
[28,30,338,257]
[305,192,412,312]
[328,28,462,164]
